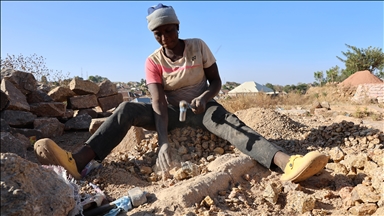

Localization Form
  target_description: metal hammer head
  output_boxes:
[179,100,188,122]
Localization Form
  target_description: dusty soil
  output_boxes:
[25,104,384,216]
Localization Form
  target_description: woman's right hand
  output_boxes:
[156,143,172,172]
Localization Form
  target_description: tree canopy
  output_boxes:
[337,44,384,74]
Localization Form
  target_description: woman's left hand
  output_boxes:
[190,97,206,114]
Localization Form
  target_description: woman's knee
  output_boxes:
[203,102,228,125]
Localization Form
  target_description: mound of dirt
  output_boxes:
[339,70,383,87]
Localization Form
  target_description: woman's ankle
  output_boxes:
[73,145,96,172]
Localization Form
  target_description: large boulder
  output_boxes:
[48,86,76,102]
[27,89,53,103]
[1,79,30,111]
[0,90,9,111]
[69,77,99,95]
[97,79,118,97]
[0,132,28,158]
[1,153,77,215]
[0,110,37,127]
[2,69,37,95]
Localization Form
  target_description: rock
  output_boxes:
[172,161,200,180]
[128,187,147,207]
[0,153,76,215]
[97,79,118,97]
[47,86,76,102]
[0,132,28,158]
[0,68,12,80]
[321,101,330,109]
[76,108,98,118]
[206,155,215,162]
[27,89,53,103]
[34,117,65,138]
[213,147,225,155]
[69,77,100,95]
[111,126,145,154]
[97,93,124,112]
[1,79,30,111]
[326,163,348,175]
[263,182,282,204]
[64,113,92,130]
[29,102,66,117]
[157,168,232,207]
[351,184,381,203]
[0,110,37,127]
[339,186,354,208]
[89,118,107,134]
[312,101,322,109]
[68,94,98,109]
[314,108,330,116]
[329,146,345,162]
[10,128,43,140]
[140,166,152,175]
[0,90,9,111]
[0,119,11,132]
[200,196,215,208]
[286,190,316,214]
[373,207,384,216]
[341,153,368,170]
[60,109,74,121]
[2,69,37,94]
[349,203,377,216]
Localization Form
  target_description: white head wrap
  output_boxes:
[146,3,180,31]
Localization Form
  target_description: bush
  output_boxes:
[1,53,69,84]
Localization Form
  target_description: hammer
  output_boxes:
[179,100,192,122]
[81,187,147,216]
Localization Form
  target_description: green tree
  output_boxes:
[296,83,308,94]
[337,44,384,75]
[283,84,296,93]
[314,71,325,86]
[325,65,340,83]
[265,83,275,92]
[88,75,106,83]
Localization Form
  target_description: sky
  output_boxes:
[1,1,383,86]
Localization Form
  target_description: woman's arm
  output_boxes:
[190,62,222,114]
[148,83,172,172]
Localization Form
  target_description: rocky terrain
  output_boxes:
[1,69,383,216]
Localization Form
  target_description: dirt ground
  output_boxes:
[26,104,384,216]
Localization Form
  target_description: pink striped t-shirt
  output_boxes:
[145,38,216,106]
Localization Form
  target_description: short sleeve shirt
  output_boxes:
[145,38,216,106]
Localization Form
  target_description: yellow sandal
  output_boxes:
[281,151,329,183]
[34,138,82,180]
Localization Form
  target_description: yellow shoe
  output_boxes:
[280,151,329,183]
[34,138,82,180]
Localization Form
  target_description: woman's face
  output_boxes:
[152,24,179,49]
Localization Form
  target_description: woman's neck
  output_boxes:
[163,39,184,61]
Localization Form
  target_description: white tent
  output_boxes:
[228,81,274,96]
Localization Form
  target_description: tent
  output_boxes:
[228,81,274,96]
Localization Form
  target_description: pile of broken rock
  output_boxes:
[0,69,123,158]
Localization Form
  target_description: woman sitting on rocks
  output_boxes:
[34,3,328,183]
